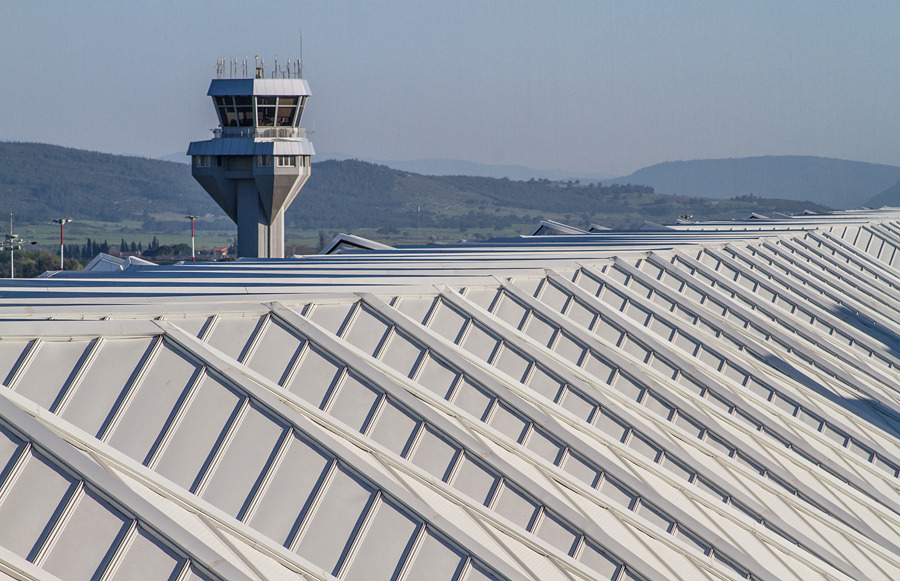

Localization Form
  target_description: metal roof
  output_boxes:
[529,220,587,236]
[187,139,315,157]
[2,208,900,579]
[207,79,312,97]
[321,234,398,255]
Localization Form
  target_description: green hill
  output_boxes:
[611,156,900,210]
[0,142,219,222]
[280,160,831,234]
[0,142,832,248]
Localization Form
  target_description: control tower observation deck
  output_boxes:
[188,58,314,258]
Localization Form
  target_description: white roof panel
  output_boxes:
[3,209,900,579]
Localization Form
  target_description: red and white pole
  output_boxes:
[53,217,71,270]
[186,213,198,262]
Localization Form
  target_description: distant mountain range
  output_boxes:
[609,156,900,210]
[868,179,900,208]
[318,153,617,183]
[330,153,900,209]
[1,143,836,240]
[156,150,900,210]
[159,150,616,183]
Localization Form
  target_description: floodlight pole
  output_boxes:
[2,214,39,279]
[7,214,14,279]
[3,235,16,279]
[2,236,30,280]
[186,213,198,261]
[52,217,72,270]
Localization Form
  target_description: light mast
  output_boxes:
[188,56,314,258]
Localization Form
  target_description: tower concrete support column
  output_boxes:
[236,181,268,258]
[269,211,285,258]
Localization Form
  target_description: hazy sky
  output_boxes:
[3,1,899,176]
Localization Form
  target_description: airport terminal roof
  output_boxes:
[2,208,900,580]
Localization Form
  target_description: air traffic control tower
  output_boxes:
[188,57,314,258]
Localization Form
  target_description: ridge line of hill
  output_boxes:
[4,142,884,248]
[609,155,900,209]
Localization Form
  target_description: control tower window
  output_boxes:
[234,96,254,127]
[257,97,276,127]
[296,96,307,125]
[215,97,237,127]
[276,155,297,167]
[275,97,298,127]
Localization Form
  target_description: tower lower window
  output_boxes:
[276,155,297,167]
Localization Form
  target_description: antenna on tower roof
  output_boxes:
[299,30,303,78]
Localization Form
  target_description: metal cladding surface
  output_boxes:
[2,208,900,580]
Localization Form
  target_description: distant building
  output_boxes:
[107,249,143,259]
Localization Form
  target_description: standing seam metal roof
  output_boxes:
[2,209,900,579]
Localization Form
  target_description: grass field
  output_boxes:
[8,215,541,258]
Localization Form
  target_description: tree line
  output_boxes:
[63,236,195,260]
[0,251,82,278]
